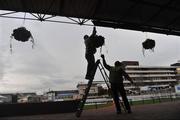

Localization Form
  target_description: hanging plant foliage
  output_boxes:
[12,27,32,42]
[91,35,105,48]
[142,39,155,49]
[10,27,35,52]
[142,39,155,56]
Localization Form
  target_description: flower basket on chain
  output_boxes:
[91,35,105,48]
[142,39,155,56]
[10,27,34,52]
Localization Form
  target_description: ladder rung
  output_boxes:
[76,61,111,118]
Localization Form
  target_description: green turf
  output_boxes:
[84,98,180,110]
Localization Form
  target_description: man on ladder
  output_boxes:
[84,26,105,80]
[101,54,134,114]
[76,27,105,117]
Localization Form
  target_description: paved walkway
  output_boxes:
[1,101,180,120]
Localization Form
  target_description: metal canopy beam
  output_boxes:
[1,0,180,36]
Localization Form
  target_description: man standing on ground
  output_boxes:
[101,54,133,114]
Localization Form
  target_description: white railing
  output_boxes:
[129,74,176,77]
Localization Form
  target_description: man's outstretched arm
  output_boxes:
[101,54,111,70]
[122,70,133,84]
[91,26,97,36]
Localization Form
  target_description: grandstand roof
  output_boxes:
[0,0,180,36]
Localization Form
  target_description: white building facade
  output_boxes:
[122,61,179,94]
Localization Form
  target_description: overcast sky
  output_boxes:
[0,13,180,94]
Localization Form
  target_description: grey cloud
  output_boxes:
[1,16,180,93]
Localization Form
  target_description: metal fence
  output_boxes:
[84,93,180,109]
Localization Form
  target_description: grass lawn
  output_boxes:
[84,102,113,110]
[84,98,180,110]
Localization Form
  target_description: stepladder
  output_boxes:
[75,60,126,117]
[75,60,100,117]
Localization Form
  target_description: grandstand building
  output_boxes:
[122,61,179,95]
[78,61,180,96]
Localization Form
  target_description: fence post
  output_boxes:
[129,99,133,106]
[159,96,161,103]
[152,97,155,104]
[95,102,98,109]
[170,93,173,102]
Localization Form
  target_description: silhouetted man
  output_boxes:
[101,54,133,114]
[84,27,97,80]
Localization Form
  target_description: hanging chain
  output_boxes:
[10,36,13,54]
[143,32,148,56]
[30,35,35,49]
[22,12,26,26]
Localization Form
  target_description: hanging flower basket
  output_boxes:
[142,39,155,49]
[142,39,155,56]
[10,27,35,53]
[91,35,105,48]
[11,27,32,42]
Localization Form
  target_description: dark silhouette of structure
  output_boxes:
[101,54,133,114]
